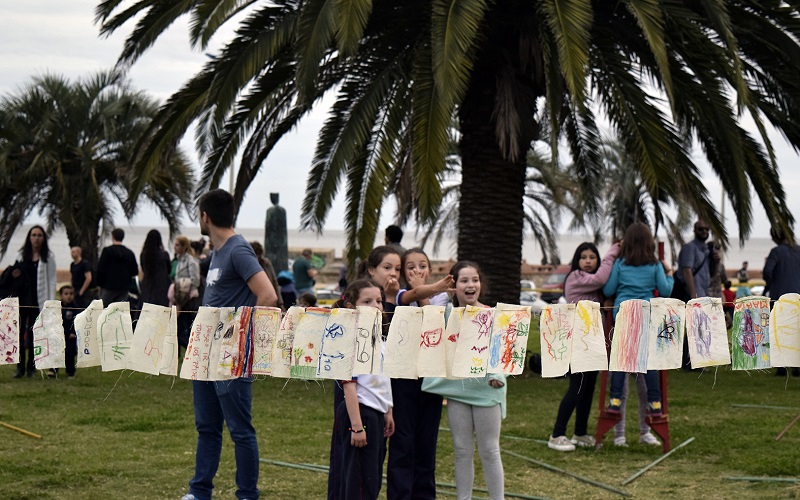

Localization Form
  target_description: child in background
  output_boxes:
[60,285,79,379]
[602,223,673,441]
[722,280,736,322]
[423,261,506,500]
[735,277,751,299]
[397,248,454,306]
[387,248,454,499]
[548,241,619,451]
[357,246,402,315]
[298,292,317,308]
[328,279,394,500]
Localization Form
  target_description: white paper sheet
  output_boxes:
[383,306,423,379]
[488,303,531,375]
[290,307,331,379]
[75,299,103,368]
[97,301,134,371]
[686,297,730,368]
[0,297,19,365]
[272,306,303,378]
[452,306,495,378]
[34,300,65,370]
[570,300,608,372]
[317,308,358,379]
[647,298,686,370]
[127,303,172,375]
[609,299,650,373]
[769,293,800,368]
[540,304,576,378]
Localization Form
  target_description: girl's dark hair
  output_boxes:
[356,245,402,278]
[619,222,657,266]
[449,260,484,307]
[333,278,384,308]
[21,225,49,262]
[141,229,164,275]
[400,247,430,289]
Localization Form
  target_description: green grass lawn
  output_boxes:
[0,363,798,499]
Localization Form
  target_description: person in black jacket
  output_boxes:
[96,228,139,307]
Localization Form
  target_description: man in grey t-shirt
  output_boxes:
[183,189,278,500]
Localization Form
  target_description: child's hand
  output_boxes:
[384,277,400,298]
[405,268,428,289]
[488,378,504,388]
[69,334,77,339]
[384,409,395,438]
[432,275,456,294]
[350,429,367,447]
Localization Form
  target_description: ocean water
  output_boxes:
[0,224,775,272]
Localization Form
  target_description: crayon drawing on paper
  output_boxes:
[452,305,495,378]
[647,298,685,370]
[609,300,650,373]
[686,297,730,368]
[570,301,607,373]
[0,297,19,365]
[769,293,800,368]
[539,304,575,378]
[731,296,771,370]
[488,303,531,375]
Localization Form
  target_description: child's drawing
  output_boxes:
[647,298,685,370]
[181,307,220,380]
[686,297,730,368]
[0,297,19,365]
[75,299,103,368]
[127,303,172,375]
[769,293,800,368]
[417,305,447,377]
[272,306,303,378]
[609,299,650,373]
[384,306,423,379]
[317,308,358,379]
[731,296,771,370]
[97,301,134,371]
[488,303,531,375]
[33,300,65,370]
[158,306,179,376]
[444,307,464,378]
[452,305,495,378]
[218,307,251,378]
[539,304,576,378]
[250,307,282,375]
[570,300,607,373]
[352,306,382,375]
[290,307,331,379]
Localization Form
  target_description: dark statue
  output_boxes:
[265,192,289,271]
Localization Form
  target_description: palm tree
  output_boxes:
[97,1,800,304]
[569,138,694,258]
[0,72,194,265]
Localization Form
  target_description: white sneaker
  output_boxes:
[613,436,628,447]
[181,495,196,500]
[639,432,661,445]
[570,434,596,447]
[548,435,576,451]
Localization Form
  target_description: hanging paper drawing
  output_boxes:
[417,305,447,377]
[97,301,134,371]
[127,303,172,375]
[647,298,685,370]
[290,307,330,379]
[250,307,282,375]
[609,299,650,373]
[33,300,65,370]
[444,307,464,378]
[181,307,236,380]
[452,305,495,378]
[731,296,771,370]
[75,299,103,368]
[272,306,303,378]
[384,306,423,378]
[769,293,800,368]
[158,306,179,376]
[218,307,251,378]
[570,300,607,373]
[685,297,730,368]
[488,303,531,375]
[318,307,358,379]
[352,306,383,376]
[539,304,576,378]
[0,297,19,365]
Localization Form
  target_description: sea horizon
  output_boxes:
[0,223,776,272]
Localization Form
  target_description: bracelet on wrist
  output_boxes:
[349,426,366,433]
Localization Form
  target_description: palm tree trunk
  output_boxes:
[458,85,528,305]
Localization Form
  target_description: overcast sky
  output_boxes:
[2,0,798,239]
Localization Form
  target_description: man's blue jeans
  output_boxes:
[189,378,259,499]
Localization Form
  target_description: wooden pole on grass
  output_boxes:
[620,437,695,486]
[775,413,800,441]
[0,421,42,439]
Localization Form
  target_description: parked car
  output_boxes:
[520,279,535,291]
[315,288,342,308]
[539,265,570,303]
[519,291,548,313]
